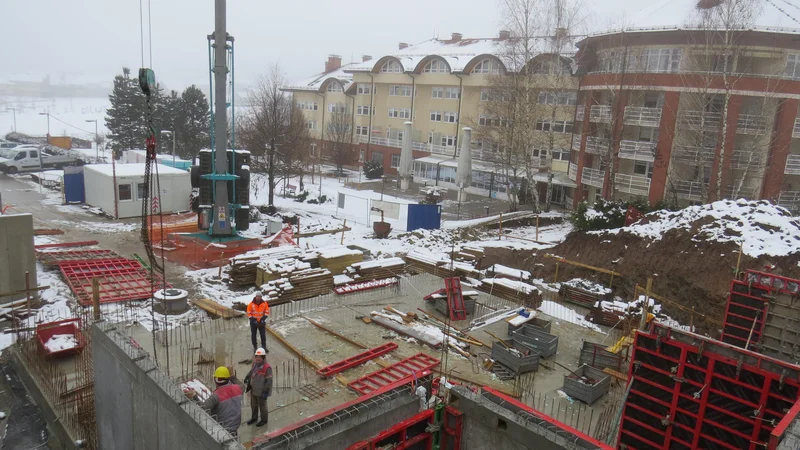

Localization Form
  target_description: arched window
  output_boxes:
[326,82,343,93]
[472,59,502,75]
[380,60,403,73]
[422,59,448,73]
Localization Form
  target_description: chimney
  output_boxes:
[362,55,372,62]
[498,30,511,40]
[451,32,463,42]
[398,42,409,50]
[325,54,342,73]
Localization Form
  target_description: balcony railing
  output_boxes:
[730,149,763,170]
[571,137,582,152]
[625,106,662,127]
[619,140,655,162]
[672,146,716,166]
[679,111,721,130]
[575,108,585,122]
[590,105,612,123]
[615,173,651,196]
[585,136,609,155]
[736,114,768,135]
[673,180,708,201]
[564,194,574,209]
[725,184,754,200]
[793,118,800,139]
[785,154,800,175]
[568,163,578,182]
[581,167,605,188]
[778,190,800,213]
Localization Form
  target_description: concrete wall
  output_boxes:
[0,214,36,303]
[92,323,244,450]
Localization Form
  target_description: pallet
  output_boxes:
[602,367,628,382]
[347,353,440,395]
[189,298,244,319]
[316,343,398,377]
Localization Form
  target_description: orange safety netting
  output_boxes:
[146,213,200,243]
[155,232,263,269]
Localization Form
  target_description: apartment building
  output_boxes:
[570,27,800,211]
[282,32,580,206]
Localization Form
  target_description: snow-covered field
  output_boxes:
[0,96,109,138]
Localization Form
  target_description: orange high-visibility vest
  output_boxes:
[247,300,270,320]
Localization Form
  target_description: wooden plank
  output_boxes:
[265,325,350,385]
[295,226,352,238]
[189,298,244,319]
[543,254,622,277]
[602,367,629,382]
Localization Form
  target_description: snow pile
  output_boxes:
[482,278,538,295]
[317,246,363,259]
[538,300,602,332]
[596,200,800,257]
[258,257,311,275]
[44,334,79,352]
[563,278,612,296]
[487,264,531,280]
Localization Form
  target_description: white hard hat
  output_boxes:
[254,348,266,356]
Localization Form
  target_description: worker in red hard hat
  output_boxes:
[247,293,270,353]
[184,366,245,436]
[244,348,273,427]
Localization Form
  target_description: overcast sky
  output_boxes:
[2,0,796,92]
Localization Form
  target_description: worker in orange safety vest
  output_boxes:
[247,293,270,353]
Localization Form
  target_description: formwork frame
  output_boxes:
[619,323,800,450]
[346,409,435,450]
[59,258,165,305]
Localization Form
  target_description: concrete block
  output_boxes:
[0,214,36,303]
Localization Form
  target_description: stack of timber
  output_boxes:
[256,257,312,285]
[261,268,333,306]
[478,278,542,309]
[586,306,626,327]
[344,257,405,282]
[559,283,612,308]
[457,245,484,263]
[404,252,481,279]
[317,246,363,275]
[228,246,303,287]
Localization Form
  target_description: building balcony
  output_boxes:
[589,105,612,123]
[673,180,708,201]
[778,191,800,213]
[678,111,721,130]
[615,173,651,196]
[571,137,582,153]
[726,184,754,200]
[730,149,763,170]
[580,167,605,189]
[568,162,577,182]
[785,154,800,175]
[672,146,716,166]
[736,114,768,135]
[564,194,574,209]
[793,118,800,139]
[585,136,609,155]
[575,108,585,122]
[619,140,655,163]
[625,106,662,127]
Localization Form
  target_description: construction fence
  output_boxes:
[335,192,410,232]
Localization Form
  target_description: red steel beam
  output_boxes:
[348,353,440,395]
[316,343,398,377]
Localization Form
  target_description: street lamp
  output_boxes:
[39,112,50,139]
[85,119,98,160]
[5,108,16,132]
[160,130,176,166]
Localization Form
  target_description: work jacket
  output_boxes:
[247,299,270,322]
[200,376,245,435]
[246,362,273,397]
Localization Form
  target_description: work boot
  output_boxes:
[265,348,270,354]
[256,420,268,427]
[247,417,258,426]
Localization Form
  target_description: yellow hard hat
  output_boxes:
[214,366,230,379]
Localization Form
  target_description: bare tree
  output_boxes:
[325,108,355,173]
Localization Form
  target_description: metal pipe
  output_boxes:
[211,0,231,235]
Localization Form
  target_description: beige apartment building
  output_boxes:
[282,32,580,206]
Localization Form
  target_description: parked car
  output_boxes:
[0,141,20,150]
[0,148,83,174]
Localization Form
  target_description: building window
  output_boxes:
[444,87,460,99]
[552,149,570,161]
[380,60,403,73]
[326,82,343,93]
[357,105,373,116]
[537,91,577,105]
[443,112,458,123]
[634,161,654,178]
[786,54,800,80]
[310,143,317,156]
[423,59,449,73]
[118,184,133,201]
[305,120,317,130]
[356,125,369,136]
[430,111,442,122]
[372,151,384,162]
[297,101,318,111]
[480,89,489,101]
[638,48,682,73]
[327,103,346,113]
[388,108,411,119]
[536,120,573,133]
[137,183,147,200]
[431,87,444,99]
[442,136,456,147]
[391,154,401,167]
[357,83,372,95]
[359,149,365,162]
[473,59,502,74]
[389,85,412,96]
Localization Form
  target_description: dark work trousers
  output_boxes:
[250,321,266,350]
[250,393,268,422]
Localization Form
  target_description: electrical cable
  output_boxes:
[777,0,800,12]
[766,0,800,26]
[138,0,145,68]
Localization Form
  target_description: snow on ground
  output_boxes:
[43,334,79,352]
[51,219,138,233]
[0,96,110,138]
[595,200,800,258]
[563,278,612,296]
[537,300,602,332]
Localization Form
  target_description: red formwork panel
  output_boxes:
[317,343,398,377]
[619,323,800,450]
[345,409,434,450]
[721,279,770,348]
[442,406,463,450]
[59,258,167,305]
[348,353,440,396]
[769,398,800,450]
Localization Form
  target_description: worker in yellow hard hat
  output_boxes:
[184,365,245,436]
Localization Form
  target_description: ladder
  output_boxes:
[445,277,467,321]
[347,353,440,396]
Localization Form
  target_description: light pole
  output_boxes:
[39,112,50,139]
[161,130,176,166]
[6,108,16,132]
[85,119,98,160]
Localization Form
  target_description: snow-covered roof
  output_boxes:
[281,62,357,92]
[346,38,506,73]
[85,163,189,177]
[579,25,800,46]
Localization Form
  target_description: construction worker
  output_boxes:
[184,366,244,436]
[244,348,273,427]
[247,293,270,353]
